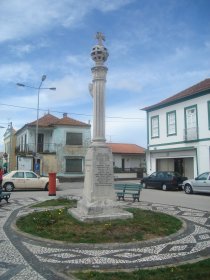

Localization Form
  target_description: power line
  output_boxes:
[0,102,146,120]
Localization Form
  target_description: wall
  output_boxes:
[148,94,210,147]
[146,93,210,177]
[41,154,58,176]
[146,149,197,178]
[114,173,137,179]
[113,154,145,170]
[53,126,91,176]
[197,144,210,174]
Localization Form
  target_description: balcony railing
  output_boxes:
[15,143,57,154]
[183,127,198,141]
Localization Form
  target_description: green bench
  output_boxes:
[0,191,11,203]
[114,183,143,202]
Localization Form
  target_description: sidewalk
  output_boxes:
[1,195,210,279]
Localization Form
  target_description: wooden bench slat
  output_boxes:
[113,183,143,202]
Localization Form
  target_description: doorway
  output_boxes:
[174,158,184,175]
[121,158,125,171]
[38,133,44,153]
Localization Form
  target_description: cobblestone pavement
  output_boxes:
[1,196,210,279]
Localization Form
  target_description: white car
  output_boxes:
[182,172,210,194]
[3,170,59,192]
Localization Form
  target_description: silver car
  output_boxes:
[182,172,210,194]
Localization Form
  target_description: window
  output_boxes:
[66,132,82,145]
[197,172,209,180]
[208,101,210,130]
[167,111,176,136]
[26,172,38,179]
[66,158,83,173]
[150,172,157,178]
[157,172,164,178]
[184,105,198,141]
[151,116,159,138]
[20,136,24,151]
[12,172,24,178]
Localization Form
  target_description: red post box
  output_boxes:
[48,172,56,196]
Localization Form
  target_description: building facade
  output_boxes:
[142,78,210,179]
[15,113,91,177]
[107,143,146,178]
[3,123,16,172]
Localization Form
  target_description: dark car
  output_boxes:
[141,171,188,191]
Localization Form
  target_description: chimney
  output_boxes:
[63,113,68,118]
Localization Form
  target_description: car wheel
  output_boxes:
[44,183,49,191]
[184,184,193,194]
[142,182,147,188]
[162,184,167,191]
[4,183,14,192]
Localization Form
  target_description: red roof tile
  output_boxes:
[28,113,60,127]
[107,143,145,154]
[142,78,210,111]
[54,116,90,127]
[27,113,89,127]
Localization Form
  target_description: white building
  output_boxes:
[142,78,210,179]
[15,113,91,177]
[107,143,146,178]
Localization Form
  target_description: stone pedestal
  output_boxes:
[70,145,133,222]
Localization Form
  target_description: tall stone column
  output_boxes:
[70,33,133,222]
[91,66,107,143]
[89,32,108,145]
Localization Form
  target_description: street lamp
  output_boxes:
[17,75,56,169]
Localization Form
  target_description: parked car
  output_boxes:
[2,170,60,192]
[141,171,188,191]
[182,172,210,194]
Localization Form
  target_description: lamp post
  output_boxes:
[17,75,56,170]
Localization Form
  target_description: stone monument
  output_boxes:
[70,32,133,222]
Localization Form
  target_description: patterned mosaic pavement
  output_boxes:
[0,197,210,279]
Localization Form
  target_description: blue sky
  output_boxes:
[0,0,210,150]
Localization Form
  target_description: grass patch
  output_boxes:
[16,199,182,243]
[30,198,77,208]
[73,258,210,280]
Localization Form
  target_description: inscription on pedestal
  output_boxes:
[95,152,112,187]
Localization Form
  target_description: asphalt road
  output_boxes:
[9,181,210,212]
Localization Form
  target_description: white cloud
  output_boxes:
[93,0,135,12]
[66,54,91,68]
[108,67,159,93]
[9,39,50,56]
[105,104,146,146]
[205,41,210,49]
[0,63,34,82]
[2,74,89,114]
[9,44,34,56]
[0,0,134,42]
[44,75,90,106]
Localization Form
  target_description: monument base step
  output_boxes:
[69,197,133,222]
